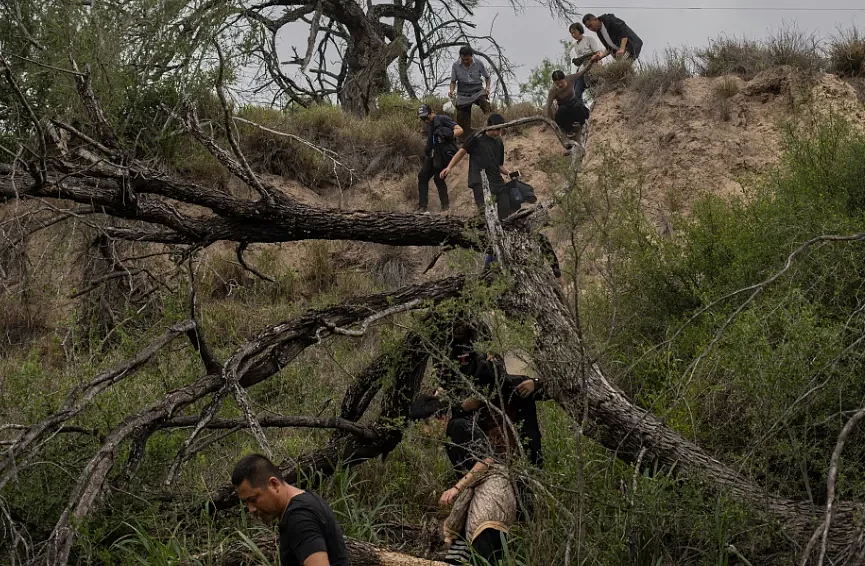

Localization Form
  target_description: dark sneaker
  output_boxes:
[415,206,429,215]
[440,205,450,213]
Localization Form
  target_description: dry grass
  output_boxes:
[591,57,635,95]
[828,28,865,78]
[696,27,822,80]
[235,103,426,191]
[630,48,691,109]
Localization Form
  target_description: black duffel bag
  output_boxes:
[506,178,537,205]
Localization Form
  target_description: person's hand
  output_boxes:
[516,379,536,398]
[440,167,451,179]
[439,487,461,507]
[448,91,455,99]
[591,52,603,62]
[616,48,626,58]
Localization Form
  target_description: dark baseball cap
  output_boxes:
[417,104,432,118]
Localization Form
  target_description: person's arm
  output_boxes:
[617,37,629,58]
[565,59,594,83]
[449,63,457,98]
[481,61,491,95]
[443,116,464,139]
[304,553,331,566]
[440,147,467,179]
[545,87,556,120]
[439,456,495,506]
[287,509,333,566]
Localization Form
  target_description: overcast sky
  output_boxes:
[266,1,865,103]
[473,0,864,95]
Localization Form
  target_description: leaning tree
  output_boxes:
[2,3,865,565]
[242,0,577,114]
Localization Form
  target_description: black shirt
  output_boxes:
[279,491,351,566]
[464,133,505,187]
[446,413,494,474]
[425,114,458,153]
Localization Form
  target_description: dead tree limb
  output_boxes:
[161,415,380,441]
[42,276,465,565]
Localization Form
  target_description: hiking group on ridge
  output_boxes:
[231,12,643,566]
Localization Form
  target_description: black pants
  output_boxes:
[472,528,507,564]
[470,181,513,220]
[456,95,491,141]
[555,101,589,134]
[418,156,448,208]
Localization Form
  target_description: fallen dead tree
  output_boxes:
[2,56,862,565]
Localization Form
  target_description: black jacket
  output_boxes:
[597,13,643,60]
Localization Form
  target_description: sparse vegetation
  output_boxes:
[629,48,692,109]
[696,27,823,79]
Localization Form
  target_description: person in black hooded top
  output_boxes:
[583,13,643,62]
[416,104,463,214]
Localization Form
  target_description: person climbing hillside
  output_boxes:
[568,22,605,101]
[438,322,549,468]
[410,394,517,565]
[416,104,463,214]
[440,113,517,221]
[583,13,643,62]
[449,45,492,141]
[546,64,594,139]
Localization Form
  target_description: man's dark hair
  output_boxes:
[409,394,447,420]
[582,13,596,24]
[569,22,584,34]
[459,45,474,57]
[231,453,283,487]
[552,70,565,81]
[487,113,505,127]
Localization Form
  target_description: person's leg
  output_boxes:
[471,528,507,564]
[470,183,485,210]
[476,95,491,114]
[493,184,513,220]
[433,169,450,210]
[457,104,472,141]
[573,75,587,100]
[417,157,435,211]
[555,106,575,134]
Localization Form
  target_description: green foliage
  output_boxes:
[578,117,865,523]
[518,41,572,107]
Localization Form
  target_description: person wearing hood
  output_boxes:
[416,104,463,214]
[583,13,643,62]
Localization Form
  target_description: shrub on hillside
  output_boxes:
[695,36,769,78]
[828,28,865,77]
[697,28,822,79]
[630,48,691,104]
[765,25,822,74]
[590,57,634,95]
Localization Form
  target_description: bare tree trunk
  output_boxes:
[497,225,865,557]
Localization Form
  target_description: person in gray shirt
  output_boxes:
[449,45,492,141]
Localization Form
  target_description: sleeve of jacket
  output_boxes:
[602,14,636,42]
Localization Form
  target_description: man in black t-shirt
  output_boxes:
[440,113,517,221]
[232,454,350,566]
[417,104,463,214]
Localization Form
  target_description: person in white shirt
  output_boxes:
[568,22,604,103]
[569,22,604,74]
